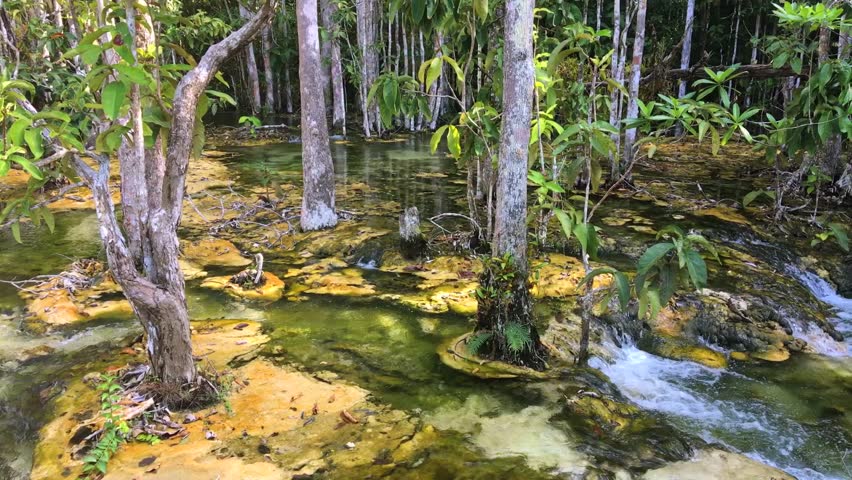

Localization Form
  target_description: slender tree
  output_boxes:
[240,3,263,114]
[622,0,648,173]
[297,0,338,230]
[57,1,279,393]
[262,25,275,112]
[474,0,546,370]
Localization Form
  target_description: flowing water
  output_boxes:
[0,136,850,479]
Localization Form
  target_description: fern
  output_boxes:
[505,322,532,354]
[466,332,492,355]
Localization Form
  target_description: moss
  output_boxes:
[641,335,728,369]
[183,237,252,268]
[436,334,553,380]
[200,272,285,302]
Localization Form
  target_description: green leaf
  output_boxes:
[828,223,849,252]
[554,208,574,241]
[11,156,43,180]
[24,129,44,159]
[0,160,9,176]
[474,0,488,21]
[8,118,32,146]
[114,64,151,85]
[412,0,425,22]
[638,243,675,274]
[685,250,708,290]
[41,207,55,233]
[430,125,448,153]
[743,190,763,207]
[425,57,443,91]
[446,125,461,157]
[613,272,630,310]
[11,221,21,244]
[102,81,128,121]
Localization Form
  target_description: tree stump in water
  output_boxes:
[399,207,426,259]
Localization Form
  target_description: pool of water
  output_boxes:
[0,136,850,479]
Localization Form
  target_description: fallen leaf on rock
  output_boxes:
[138,456,157,467]
[340,410,359,424]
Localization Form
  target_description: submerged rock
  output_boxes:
[182,238,252,268]
[200,272,285,302]
[642,449,794,480]
[437,334,552,380]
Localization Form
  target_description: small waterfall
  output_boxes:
[591,342,848,480]
[789,267,852,356]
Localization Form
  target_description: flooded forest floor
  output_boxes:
[0,135,850,479]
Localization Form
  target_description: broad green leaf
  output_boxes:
[11,221,21,244]
[412,0,425,22]
[11,156,43,180]
[115,64,150,85]
[685,250,708,290]
[102,81,128,121]
[828,223,849,252]
[474,0,488,21]
[8,118,31,146]
[425,57,443,91]
[41,207,55,233]
[554,208,574,241]
[743,190,763,207]
[24,129,44,159]
[430,125,448,153]
[638,243,675,274]
[446,125,461,157]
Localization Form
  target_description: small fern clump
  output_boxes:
[504,322,532,354]
[466,332,492,355]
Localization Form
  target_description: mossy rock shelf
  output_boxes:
[437,333,555,380]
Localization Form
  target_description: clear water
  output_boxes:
[0,137,850,479]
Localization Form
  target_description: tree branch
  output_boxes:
[162,0,279,225]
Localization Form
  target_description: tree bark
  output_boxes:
[622,0,648,173]
[325,0,346,133]
[474,0,545,370]
[297,0,338,231]
[608,0,626,181]
[677,0,695,100]
[240,4,263,114]
[357,0,380,136]
[262,26,275,112]
[319,0,334,112]
[69,0,279,391]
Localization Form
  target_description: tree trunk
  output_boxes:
[297,0,338,231]
[319,0,333,112]
[262,26,275,112]
[677,0,695,100]
[608,0,625,181]
[399,206,425,259]
[282,3,294,113]
[326,0,346,134]
[475,0,545,370]
[240,4,263,114]
[70,1,279,393]
[622,0,648,174]
[357,0,380,136]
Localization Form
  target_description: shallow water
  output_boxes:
[0,137,850,479]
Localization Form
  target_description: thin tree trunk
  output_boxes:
[70,1,279,391]
[319,0,334,112]
[240,4,263,114]
[282,3,294,113]
[677,0,695,100]
[622,0,648,174]
[327,0,346,133]
[357,0,379,136]
[262,26,275,112]
[608,0,623,181]
[297,0,338,230]
[475,0,545,370]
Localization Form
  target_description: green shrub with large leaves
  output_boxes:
[634,225,721,320]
